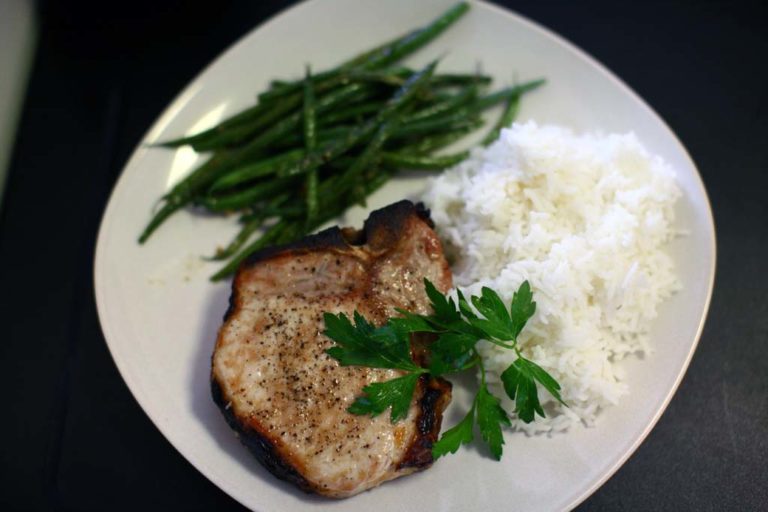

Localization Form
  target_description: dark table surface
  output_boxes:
[1,0,766,510]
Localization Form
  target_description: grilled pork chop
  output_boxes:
[211,200,453,498]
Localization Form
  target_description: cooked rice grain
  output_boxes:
[424,121,681,434]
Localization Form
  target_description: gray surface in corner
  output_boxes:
[0,0,37,207]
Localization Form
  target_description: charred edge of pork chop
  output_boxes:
[211,373,452,495]
[222,200,433,324]
[211,377,314,493]
[398,375,453,470]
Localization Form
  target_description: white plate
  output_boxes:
[94,1,716,510]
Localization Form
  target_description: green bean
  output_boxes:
[338,67,414,87]
[212,164,388,281]
[207,215,267,261]
[315,125,357,144]
[208,187,299,261]
[273,121,374,179]
[396,80,542,140]
[482,93,520,146]
[429,73,493,88]
[276,60,438,179]
[359,2,470,70]
[278,94,484,155]
[393,116,482,139]
[255,0,469,103]
[345,72,406,87]
[403,84,479,124]
[396,127,474,154]
[303,68,318,148]
[257,66,405,112]
[209,82,378,153]
[210,220,290,281]
[328,89,481,140]
[271,205,307,218]
[278,112,476,155]
[338,35,406,70]
[164,69,391,151]
[344,121,396,203]
[382,79,543,144]
[209,149,304,193]
[381,150,468,169]
[237,194,298,223]
[303,68,320,225]
[318,102,381,126]
[269,79,291,88]
[240,192,291,218]
[257,0,459,105]
[160,91,304,150]
[257,68,341,102]
[156,102,271,149]
[139,151,242,243]
[138,201,181,243]
[278,82,477,148]
[200,176,297,212]
[469,79,545,112]
[363,167,392,195]
[313,167,389,226]
[362,60,438,120]
[193,81,379,152]
[269,125,353,151]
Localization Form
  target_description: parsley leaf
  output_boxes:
[465,281,536,343]
[432,380,511,460]
[509,280,536,339]
[456,289,478,320]
[469,286,516,340]
[390,310,442,334]
[424,278,462,324]
[418,281,485,338]
[500,356,564,423]
[428,332,478,376]
[432,404,475,459]
[347,372,422,422]
[323,312,421,372]
[475,383,511,460]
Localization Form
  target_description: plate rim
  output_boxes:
[93,0,717,510]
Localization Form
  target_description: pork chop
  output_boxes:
[211,200,453,498]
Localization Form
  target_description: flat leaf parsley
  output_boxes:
[322,280,566,460]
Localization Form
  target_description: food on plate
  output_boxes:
[211,201,453,498]
[324,277,564,461]
[425,121,682,433]
[211,118,683,495]
[140,0,681,498]
[136,1,544,281]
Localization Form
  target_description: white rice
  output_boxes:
[423,121,681,434]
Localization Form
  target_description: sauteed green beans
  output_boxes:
[138,2,545,280]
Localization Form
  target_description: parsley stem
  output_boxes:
[476,349,487,387]
[458,354,481,372]
[485,338,517,351]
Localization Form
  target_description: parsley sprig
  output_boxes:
[322,279,566,460]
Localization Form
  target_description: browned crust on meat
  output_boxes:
[241,200,432,270]
[211,376,314,493]
[223,200,436,324]
[212,370,451,494]
[398,375,453,469]
[212,200,452,497]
